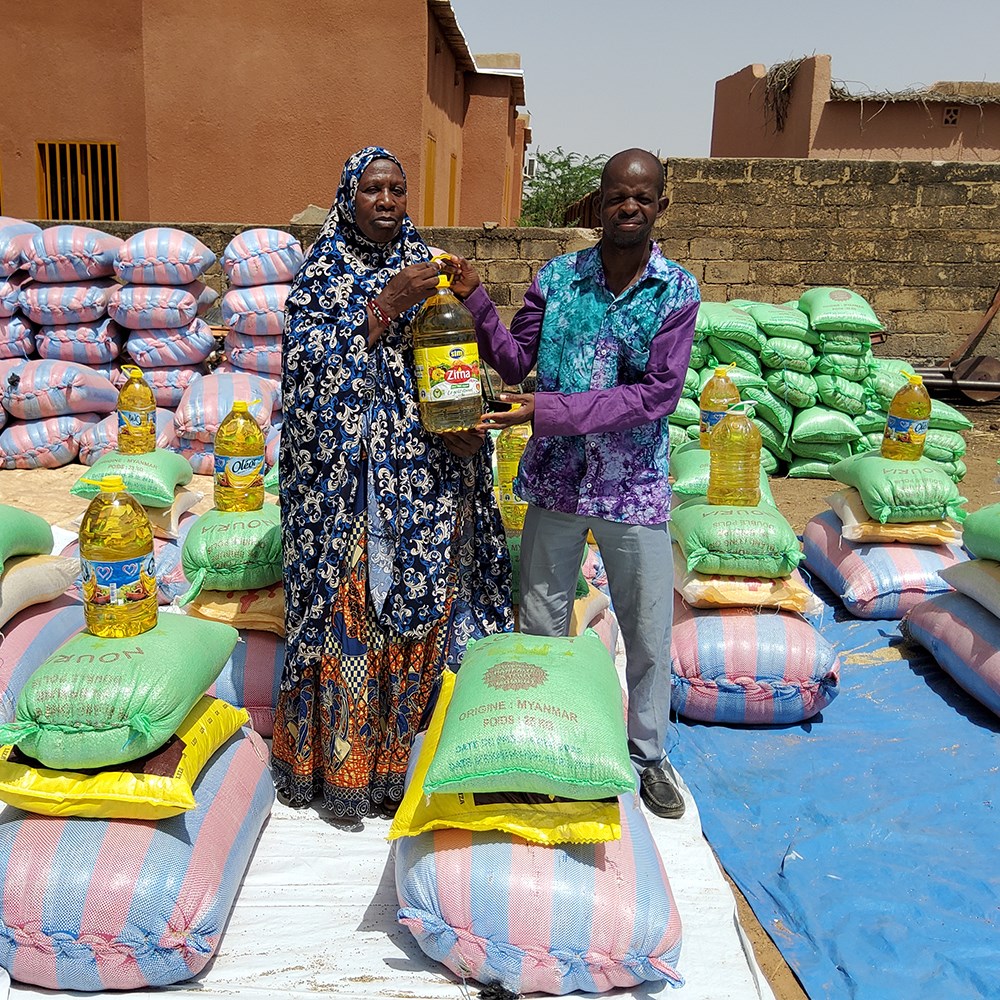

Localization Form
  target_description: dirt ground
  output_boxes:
[0,398,996,1000]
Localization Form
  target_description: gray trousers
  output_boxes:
[518,504,674,770]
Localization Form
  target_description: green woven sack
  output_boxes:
[765,369,818,409]
[746,302,814,341]
[923,429,967,463]
[697,366,766,392]
[856,405,890,433]
[264,460,280,496]
[668,396,701,427]
[682,367,700,399]
[0,613,238,769]
[669,441,775,503]
[760,337,817,373]
[929,398,974,432]
[759,446,779,475]
[787,457,835,479]
[817,330,873,357]
[708,337,763,375]
[71,449,194,509]
[828,452,967,524]
[669,496,804,578]
[179,504,283,604]
[695,302,762,347]
[961,503,1000,560]
[814,351,874,383]
[798,287,883,333]
[752,417,792,462]
[689,340,711,369]
[789,439,853,464]
[814,374,867,416]
[0,504,53,572]
[930,457,966,483]
[743,386,793,441]
[791,405,863,444]
[423,630,636,799]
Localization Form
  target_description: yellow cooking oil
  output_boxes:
[412,264,483,433]
[698,364,740,449]
[881,373,931,461]
[214,401,265,512]
[496,409,532,531]
[116,365,156,455]
[78,474,158,638]
[707,402,762,506]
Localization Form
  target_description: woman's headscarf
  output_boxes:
[280,147,509,663]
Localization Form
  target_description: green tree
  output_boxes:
[519,146,606,227]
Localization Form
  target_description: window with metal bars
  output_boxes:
[36,141,120,220]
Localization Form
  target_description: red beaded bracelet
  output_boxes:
[368,297,391,327]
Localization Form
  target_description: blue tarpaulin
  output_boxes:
[668,579,1000,1000]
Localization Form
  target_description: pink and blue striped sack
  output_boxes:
[23,226,122,282]
[670,594,840,724]
[0,726,273,991]
[904,591,1000,719]
[803,509,968,619]
[111,363,206,408]
[76,407,176,465]
[265,424,280,467]
[162,432,214,476]
[173,372,277,443]
[0,272,30,318]
[0,413,101,469]
[396,790,684,996]
[125,317,217,368]
[17,279,115,326]
[221,283,290,337]
[108,281,216,329]
[35,318,124,365]
[115,228,216,285]
[214,360,281,409]
[225,330,281,375]
[222,229,304,286]
[208,627,285,737]
[0,316,35,360]
[1,359,118,418]
[0,221,41,277]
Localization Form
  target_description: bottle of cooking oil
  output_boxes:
[412,261,483,433]
[707,402,762,506]
[496,409,532,531]
[699,365,741,449]
[214,401,265,512]
[116,365,156,455]
[79,474,157,638]
[881,373,931,461]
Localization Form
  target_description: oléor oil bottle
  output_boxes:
[79,474,157,638]
[116,365,156,455]
[412,267,483,433]
[214,401,265,512]
[881,373,931,461]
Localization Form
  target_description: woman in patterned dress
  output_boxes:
[273,147,512,820]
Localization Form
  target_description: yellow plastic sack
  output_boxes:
[0,696,248,819]
[186,582,285,635]
[671,544,822,615]
[388,671,621,845]
[828,488,963,545]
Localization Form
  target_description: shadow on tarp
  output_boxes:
[668,585,1000,1000]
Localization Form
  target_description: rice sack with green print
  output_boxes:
[70,449,193,508]
[178,504,282,603]
[423,630,636,800]
[0,504,53,571]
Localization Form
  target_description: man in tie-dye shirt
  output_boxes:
[451,148,700,819]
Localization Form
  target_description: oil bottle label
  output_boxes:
[81,553,156,608]
[118,409,153,432]
[497,457,524,503]
[214,454,264,489]
[414,343,482,402]
[699,408,728,435]
[883,414,928,446]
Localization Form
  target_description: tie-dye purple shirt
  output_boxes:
[467,242,699,524]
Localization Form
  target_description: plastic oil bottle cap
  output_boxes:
[232,401,249,412]
[122,365,144,380]
[906,373,924,386]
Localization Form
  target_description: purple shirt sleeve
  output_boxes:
[467,282,698,438]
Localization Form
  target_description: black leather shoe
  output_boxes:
[639,765,686,819]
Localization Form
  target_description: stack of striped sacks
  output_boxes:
[803,449,970,619]
[666,454,840,724]
[0,588,273,992]
[216,228,303,409]
[0,216,42,364]
[110,227,218,410]
[390,631,685,996]
[670,289,973,482]
[905,503,1000,718]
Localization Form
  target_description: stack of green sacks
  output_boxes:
[671,288,973,481]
